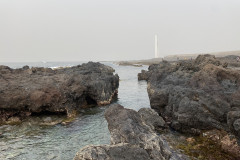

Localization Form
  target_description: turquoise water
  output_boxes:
[0,62,150,160]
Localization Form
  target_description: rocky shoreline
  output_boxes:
[137,54,240,159]
[138,55,240,137]
[1,57,240,159]
[74,104,240,160]
[73,55,240,160]
[0,62,119,124]
[74,104,190,160]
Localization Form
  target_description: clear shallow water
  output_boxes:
[106,63,150,111]
[0,62,150,160]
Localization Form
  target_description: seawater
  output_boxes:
[0,62,150,160]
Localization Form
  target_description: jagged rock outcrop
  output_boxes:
[0,62,119,123]
[138,54,240,137]
[74,104,189,160]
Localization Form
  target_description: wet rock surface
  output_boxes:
[74,104,189,160]
[138,55,240,137]
[0,62,119,123]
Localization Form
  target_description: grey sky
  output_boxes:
[0,0,240,62]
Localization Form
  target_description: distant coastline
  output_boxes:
[115,50,240,66]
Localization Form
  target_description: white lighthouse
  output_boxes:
[155,34,159,58]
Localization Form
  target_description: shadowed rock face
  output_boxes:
[138,55,240,137]
[0,62,119,122]
[74,104,189,160]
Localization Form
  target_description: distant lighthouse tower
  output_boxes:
[155,34,159,58]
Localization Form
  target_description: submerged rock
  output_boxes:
[0,62,119,123]
[139,54,240,137]
[74,104,189,160]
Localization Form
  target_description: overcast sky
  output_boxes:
[0,0,240,62]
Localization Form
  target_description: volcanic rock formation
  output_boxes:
[138,55,240,137]
[0,62,119,123]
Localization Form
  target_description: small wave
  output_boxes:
[50,66,72,70]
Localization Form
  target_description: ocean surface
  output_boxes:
[0,62,150,160]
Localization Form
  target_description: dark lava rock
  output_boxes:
[138,108,166,131]
[139,54,240,136]
[227,111,240,137]
[138,70,151,81]
[74,104,189,160]
[0,62,119,122]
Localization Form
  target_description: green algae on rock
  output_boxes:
[177,130,240,160]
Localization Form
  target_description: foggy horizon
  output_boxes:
[1,0,240,62]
